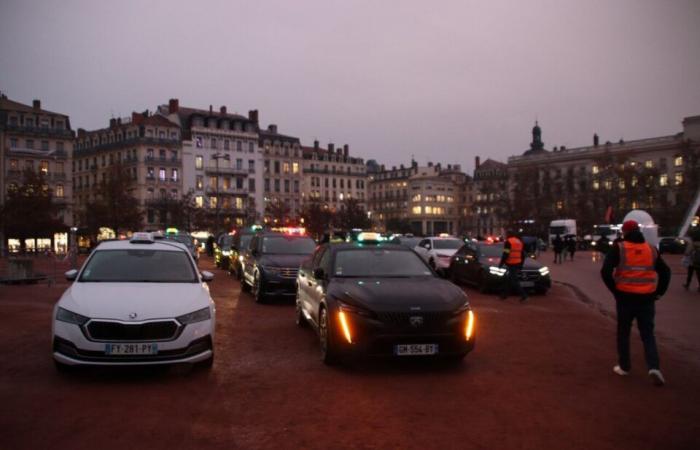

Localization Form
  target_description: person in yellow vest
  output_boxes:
[601,220,671,386]
[499,230,528,302]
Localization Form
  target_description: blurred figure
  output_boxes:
[683,230,700,291]
[206,235,215,257]
[553,234,564,264]
[566,235,577,261]
[499,230,528,302]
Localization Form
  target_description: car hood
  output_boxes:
[329,277,466,312]
[58,282,211,321]
[479,256,543,270]
[260,254,309,268]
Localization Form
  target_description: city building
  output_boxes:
[157,99,264,231]
[259,124,303,223]
[73,111,182,230]
[0,94,74,253]
[301,141,367,212]
[471,156,509,237]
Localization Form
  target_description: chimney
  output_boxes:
[168,98,179,113]
[381,164,385,171]
[392,166,397,171]
[209,105,213,114]
[268,124,278,133]
[117,118,121,125]
[400,164,405,169]
[32,99,41,109]
[248,109,259,123]
[593,133,599,146]
[220,106,227,114]
[428,161,433,167]
[132,112,144,124]
[343,144,349,157]
[314,140,319,150]
[475,156,480,169]
[454,164,461,171]
[109,118,117,128]
[328,143,335,153]
[77,128,86,138]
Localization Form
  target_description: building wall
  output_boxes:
[260,125,303,222]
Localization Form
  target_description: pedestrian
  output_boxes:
[601,220,671,386]
[206,235,215,257]
[566,235,577,261]
[682,230,700,291]
[553,234,564,264]
[499,229,528,302]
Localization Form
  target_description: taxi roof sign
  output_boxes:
[130,232,155,244]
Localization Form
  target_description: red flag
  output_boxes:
[604,206,613,224]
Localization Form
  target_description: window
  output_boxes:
[55,184,64,198]
[236,177,243,189]
[659,174,668,186]
[274,161,280,174]
[248,178,255,192]
[604,180,612,190]
[293,180,299,193]
[10,138,17,148]
[57,142,64,152]
[283,162,290,174]
[274,179,280,192]
[248,159,255,173]
[195,136,203,148]
[674,172,683,186]
[284,180,290,193]
[292,162,299,174]
[171,168,178,182]
[10,159,18,169]
[195,196,204,208]
[159,168,166,181]
[264,160,270,173]
[195,155,203,169]
[592,180,600,190]
[412,206,421,214]
[236,141,242,152]
[618,180,625,190]
[591,165,599,174]
[26,160,34,171]
[645,160,654,169]
[223,177,231,190]
[224,139,230,150]
[249,142,254,153]
[40,160,49,174]
[196,175,203,189]
[41,140,49,151]
[264,178,270,192]
[674,156,683,167]
[209,176,218,189]
[26,139,34,149]
[211,138,217,149]
[159,149,166,160]
[236,158,243,170]
[209,197,217,208]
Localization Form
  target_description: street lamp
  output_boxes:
[211,152,230,235]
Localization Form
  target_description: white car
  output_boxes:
[52,232,216,370]
[414,236,465,273]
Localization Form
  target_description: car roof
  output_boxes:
[95,239,189,252]
[327,243,410,252]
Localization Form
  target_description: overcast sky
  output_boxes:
[1,0,699,174]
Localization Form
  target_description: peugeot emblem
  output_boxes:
[409,316,424,327]
[129,312,138,320]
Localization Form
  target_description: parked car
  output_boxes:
[413,236,464,275]
[228,230,257,280]
[214,233,234,269]
[449,241,551,295]
[658,236,686,254]
[390,235,422,249]
[295,241,475,365]
[52,232,215,370]
[164,231,199,262]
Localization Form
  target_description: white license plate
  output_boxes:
[520,281,535,287]
[394,344,439,356]
[105,343,158,355]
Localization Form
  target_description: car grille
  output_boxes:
[272,267,299,279]
[376,311,453,331]
[85,320,180,342]
[519,270,541,281]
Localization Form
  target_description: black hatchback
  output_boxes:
[295,242,476,365]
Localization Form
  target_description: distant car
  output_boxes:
[658,236,686,254]
[413,236,464,274]
[449,241,551,295]
[52,232,216,370]
[390,236,422,249]
[241,231,317,303]
[228,230,257,280]
[295,242,476,365]
[214,234,234,269]
[164,232,199,262]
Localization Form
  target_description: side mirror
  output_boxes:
[65,269,78,281]
[313,268,325,280]
[201,271,214,282]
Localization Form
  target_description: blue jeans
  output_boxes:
[615,298,660,371]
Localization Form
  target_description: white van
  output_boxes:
[549,219,577,244]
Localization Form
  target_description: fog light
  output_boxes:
[338,311,353,344]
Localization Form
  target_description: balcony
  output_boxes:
[145,156,181,166]
[205,187,249,196]
[3,124,75,139]
[77,137,180,154]
[204,166,249,176]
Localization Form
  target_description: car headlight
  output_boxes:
[176,307,211,324]
[56,307,89,325]
[489,266,507,276]
[591,241,597,246]
[453,300,470,316]
[222,250,231,256]
[538,266,550,276]
[338,301,374,318]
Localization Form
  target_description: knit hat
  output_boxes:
[621,220,639,234]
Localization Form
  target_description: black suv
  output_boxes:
[241,231,317,303]
[227,230,257,280]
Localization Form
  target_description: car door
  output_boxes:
[308,248,332,328]
[242,236,258,285]
[463,245,480,283]
[415,239,431,261]
[298,246,323,315]
[450,245,469,281]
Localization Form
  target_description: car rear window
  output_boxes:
[262,236,316,254]
[333,249,433,277]
[433,239,463,249]
[477,243,504,257]
[79,249,198,283]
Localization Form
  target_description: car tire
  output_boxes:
[295,298,308,328]
[253,273,266,304]
[319,307,339,365]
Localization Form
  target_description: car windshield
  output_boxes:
[262,236,316,254]
[79,249,198,282]
[219,235,234,248]
[239,234,253,250]
[477,243,504,258]
[394,237,421,248]
[166,234,193,246]
[333,248,433,277]
[433,239,463,249]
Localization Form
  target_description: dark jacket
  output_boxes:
[600,229,671,301]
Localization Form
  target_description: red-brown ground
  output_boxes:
[1,255,699,450]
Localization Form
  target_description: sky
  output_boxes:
[1,0,699,174]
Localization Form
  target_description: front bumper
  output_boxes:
[485,270,551,292]
[52,319,214,366]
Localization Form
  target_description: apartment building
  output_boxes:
[158,99,264,231]
[259,124,303,222]
[0,94,74,252]
[73,111,182,228]
[301,141,367,211]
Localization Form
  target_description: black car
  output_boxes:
[241,231,317,302]
[228,230,256,280]
[449,241,551,295]
[295,242,476,365]
[658,236,686,254]
[214,234,234,269]
[390,235,422,249]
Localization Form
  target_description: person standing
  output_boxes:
[553,234,564,264]
[566,235,577,261]
[683,231,700,291]
[601,220,671,386]
[499,230,528,302]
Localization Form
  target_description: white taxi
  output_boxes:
[52,232,216,370]
[414,236,465,274]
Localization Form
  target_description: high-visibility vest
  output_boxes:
[505,237,523,265]
[614,241,658,294]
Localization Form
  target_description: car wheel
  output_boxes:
[319,307,339,365]
[295,298,308,328]
[253,273,266,304]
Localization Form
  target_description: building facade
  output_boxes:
[259,124,303,223]
[471,156,509,237]
[158,99,264,231]
[0,95,74,253]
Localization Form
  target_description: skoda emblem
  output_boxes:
[129,312,138,320]
[409,316,424,327]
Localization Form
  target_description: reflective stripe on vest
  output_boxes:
[505,237,523,265]
[614,241,658,294]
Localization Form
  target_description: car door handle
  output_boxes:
[307,281,313,287]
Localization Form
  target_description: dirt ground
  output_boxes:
[1,255,699,450]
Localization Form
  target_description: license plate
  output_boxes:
[520,281,535,287]
[105,343,158,355]
[394,344,439,356]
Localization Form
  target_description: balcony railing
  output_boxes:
[204,166,249,176]
[145,156,181,165]
[3,124,75,138]
[205,187,249,196]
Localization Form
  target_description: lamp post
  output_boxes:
[211,152,230,235]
